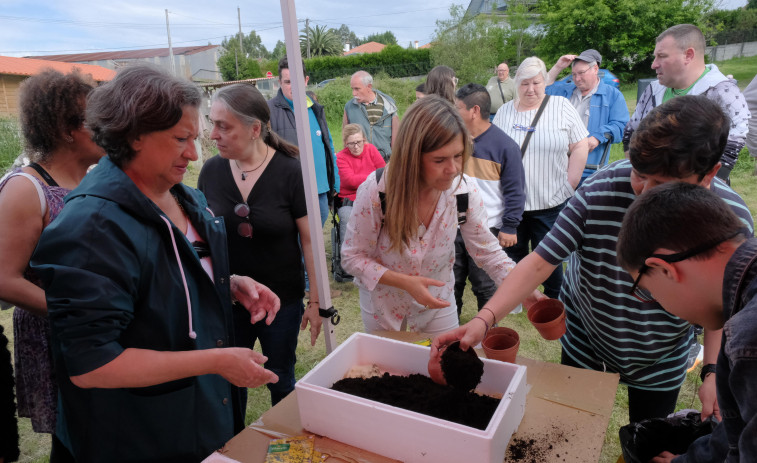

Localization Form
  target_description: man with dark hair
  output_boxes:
[453,83,525,315]
[546,49,629,183]
[623,24,750,181]
[268,57,338,226]
[436,95,753,424]
[617,182,755,463]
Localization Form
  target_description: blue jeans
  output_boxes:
[233,299,304,407]
[505,201,567,298]
[304,193,330,291]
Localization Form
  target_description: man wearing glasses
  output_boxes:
[486,62,516,120]
[546,49,629,184]
[437,95,753,424]
[617,182,755,463]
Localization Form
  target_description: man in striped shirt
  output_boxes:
[439,95,754,424]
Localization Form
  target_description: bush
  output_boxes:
[305,46,432,82]
[0,118,22,174]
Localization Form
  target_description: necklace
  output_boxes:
[418,189,442,228]
[234,147,269,180]
[171,192,185,214]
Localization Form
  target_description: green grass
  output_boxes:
[3,52,757,462]
[0,117,22,173]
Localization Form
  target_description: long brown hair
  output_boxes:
[383,95,472,252]
[212,84,298,158]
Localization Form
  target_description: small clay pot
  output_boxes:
[481,328,520,363]
[428,345,447,385]
[527,298,567,340]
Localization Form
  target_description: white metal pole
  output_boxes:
[279,0,338,354]
[165,9,176,76]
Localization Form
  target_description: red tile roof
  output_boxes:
[0,55,115,81]
[28,45,219,63]
[344,42,386,56]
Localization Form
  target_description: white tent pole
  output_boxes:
[279,0,339,354]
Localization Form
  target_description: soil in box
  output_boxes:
[331,373,499,430]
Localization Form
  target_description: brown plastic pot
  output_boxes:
[527,298,567,340]
[481,328,520,363]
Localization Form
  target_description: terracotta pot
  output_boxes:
[527,298,567,340]
[481,328,520,363]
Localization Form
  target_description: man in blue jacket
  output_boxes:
[546,49,629,184]
[268,57,339,226]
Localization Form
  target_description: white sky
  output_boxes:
[0,0,747,58]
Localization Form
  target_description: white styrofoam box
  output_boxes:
[295,332,527,463]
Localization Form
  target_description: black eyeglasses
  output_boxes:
[234,203,253,238]
[629,229,745,303]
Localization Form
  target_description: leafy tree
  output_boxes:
[749,0,757,9]
[271,40,287,61]
[537,0,714,79]
[300,25,342,57]
[336,24,361,49]
[502,0,538,64]
[364,31,398,45]
[217,50,262,80]
[220,30,269,59]
[430,4,507,84]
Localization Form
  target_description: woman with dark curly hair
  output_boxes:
[0,69,104,457]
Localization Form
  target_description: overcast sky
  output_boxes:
[0,0,748,59]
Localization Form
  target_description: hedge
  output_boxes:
[304,45,432,82]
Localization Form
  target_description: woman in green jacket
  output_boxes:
[31,65,280,463]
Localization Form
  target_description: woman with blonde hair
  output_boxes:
[342,95,516,334]
[424,65,457,103]
[492,56,588,298]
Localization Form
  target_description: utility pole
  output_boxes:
[165,9,176,76]
[305,18,311,59]
[237,6,244,58]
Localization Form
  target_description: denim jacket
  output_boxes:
[675,237,757,462]
[546,81,629,180]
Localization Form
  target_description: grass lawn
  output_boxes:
[2,54,756,463]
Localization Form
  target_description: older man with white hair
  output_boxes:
[546,49,629,184]
[343,70,399,162]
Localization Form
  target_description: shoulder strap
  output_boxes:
[7,172,47,218]
[28,162,59,187]
[497,80,506,102]
[520,95,550,158]
[376,167,387,217]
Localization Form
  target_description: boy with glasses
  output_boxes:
[617,182,756,463]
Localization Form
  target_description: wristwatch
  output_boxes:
[700,364,716,382]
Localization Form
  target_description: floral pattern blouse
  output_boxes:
[342,171,515,332]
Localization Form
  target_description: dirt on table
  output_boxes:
[331,372,499,430]
[440,341,484,391]
[506,425,571,462]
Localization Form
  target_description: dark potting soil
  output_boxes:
[331,373,499,430]
[440,341,484,391]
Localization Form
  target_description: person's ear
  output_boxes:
[699,162,721,188]
[645,257,682,283]
[684,47,696,64]
[131,135,143,153]
[250,121,262,140]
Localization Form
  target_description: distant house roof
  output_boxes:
[0,55,115,81]
[28,45,220,63]
[419,43,432,49]
[344,42,386,56]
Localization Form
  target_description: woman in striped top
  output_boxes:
[492,56,588,298]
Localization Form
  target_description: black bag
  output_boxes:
[619,411,718,463]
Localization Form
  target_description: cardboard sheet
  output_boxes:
[212,330,619,463]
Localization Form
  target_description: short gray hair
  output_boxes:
[86,64,201,168]
[657,24,705,55]
[514,56,547,87]
[352,70,373,86]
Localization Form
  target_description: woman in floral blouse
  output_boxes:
[341,95,516,334]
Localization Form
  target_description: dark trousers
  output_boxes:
[560,350,680,423]
[234,299,304,410]
[505,201,566,299]
[453,228,498,316]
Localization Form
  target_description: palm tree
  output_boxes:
[300,25,342,58]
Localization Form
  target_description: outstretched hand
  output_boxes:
[217,348,278,388]
[301,302,323,346]
[231,275,280,325]
[404,275,450,309]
